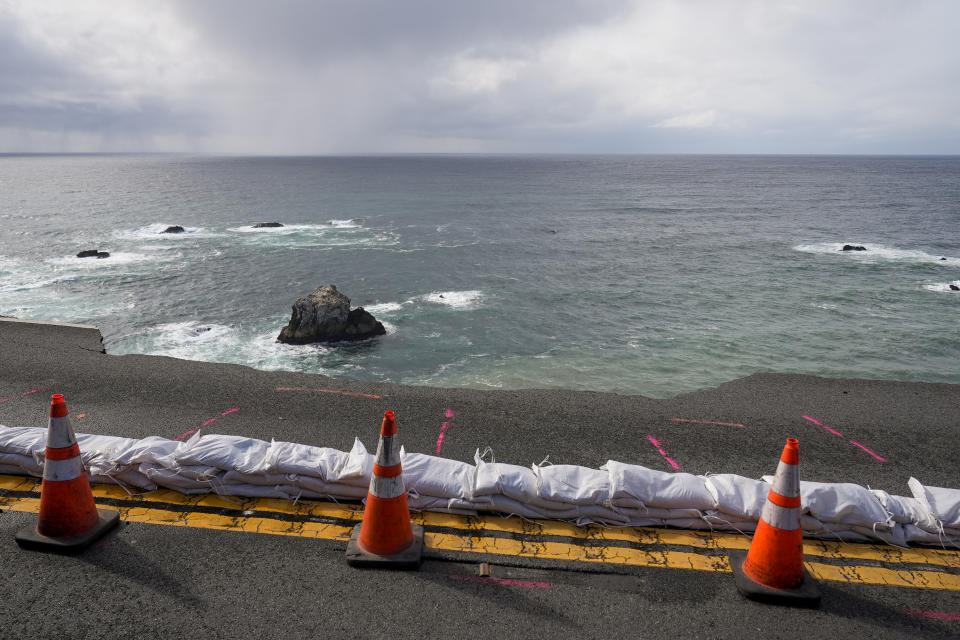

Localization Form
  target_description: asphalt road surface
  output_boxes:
[1,317,958,639]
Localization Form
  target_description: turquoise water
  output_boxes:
[1,154,958,397]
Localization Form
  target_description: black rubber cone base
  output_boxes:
[729,550,821,608]
[15,509,119,554]
[345,523,424,569]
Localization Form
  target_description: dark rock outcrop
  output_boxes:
[950,284,959,291]
[841,245,867,252]
[162,225,186,234]
[253,222,284,228]
[277,284,386,345]
[77,250,110,259]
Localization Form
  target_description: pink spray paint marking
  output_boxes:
[450,574,551,588]
[802,415,886,462]
[670,418,745,428]
[276,386,381,399]
[905,609,960,621]
[646,435,680,470]
[848,441,887,462]
[175,407,241,441]
[436,409,459,454]
[802,415,844,437]
[174,428,199,442]
[1,388,47,405]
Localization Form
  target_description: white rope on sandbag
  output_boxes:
[1,423,959,549]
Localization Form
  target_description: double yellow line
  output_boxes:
[3,474,959,591]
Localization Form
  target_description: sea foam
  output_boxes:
[793,243,959,265]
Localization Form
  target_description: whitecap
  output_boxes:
[420,290,484,309]
[0,274,78,293]
[47,251,156,267]
[364,301,406,314]
[230,222,360,234]
[380,321,399,335]
[923,281,960,293]
[119,321,238,361]
[115,223,210,239]
[793,243,959,265]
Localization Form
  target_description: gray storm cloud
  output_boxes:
[0,0,958,154]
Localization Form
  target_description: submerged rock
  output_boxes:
[162,225,186,234]
[841,244,867,252]
[77,250,110,259]
[277,284,386,345]
[252,222,284,228]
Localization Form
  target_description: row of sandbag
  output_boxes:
[0,425,958,548]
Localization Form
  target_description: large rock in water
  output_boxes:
[277,284,386,345]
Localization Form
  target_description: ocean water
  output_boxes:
[1,154,958,398]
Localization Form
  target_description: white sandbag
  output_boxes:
[77,434,140,477]
[700,512,760,532]
[292,474,369,499]
[0,426,46,458]
[88,468,157,492]
[140,464,217,493]
[401,449,475,500]
[570,504,630,525]
[763,476,894,532]
[908,477,960,528]
[175,465,223,482]
[702,473,768,520]
[616,506,704,521]
[222,470,296,487]
[265,440,347,480]
[604,460,715,510]
[0,452,42,475]
[216,483,295,500]
[533,463,610,505]
[0,464,30,475]
[331,438,373,486]
[220,470,369,500]
[113,436,184,467]
[848,524,908,547]
[473,453,575,511]
[901,524,960,545]
[870,489,940,531]
[470,494,576,520]
[175,434,271,473]
[407,494,479,516]
[76,433,139,459]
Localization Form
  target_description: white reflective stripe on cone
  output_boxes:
[43,456,84,482]
[760,500,801,531]
[46,416,77,449]
[375,434,400,467]
[369,474,406,499]
[770,460,800,497]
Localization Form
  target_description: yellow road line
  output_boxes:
[807,562,960,591]
[3,474,960,591]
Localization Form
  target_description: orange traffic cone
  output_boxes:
[15,394,119,552]
[729,437,820,606]
[346,410,423,568]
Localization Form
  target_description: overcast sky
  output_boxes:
[1,0,958,154]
